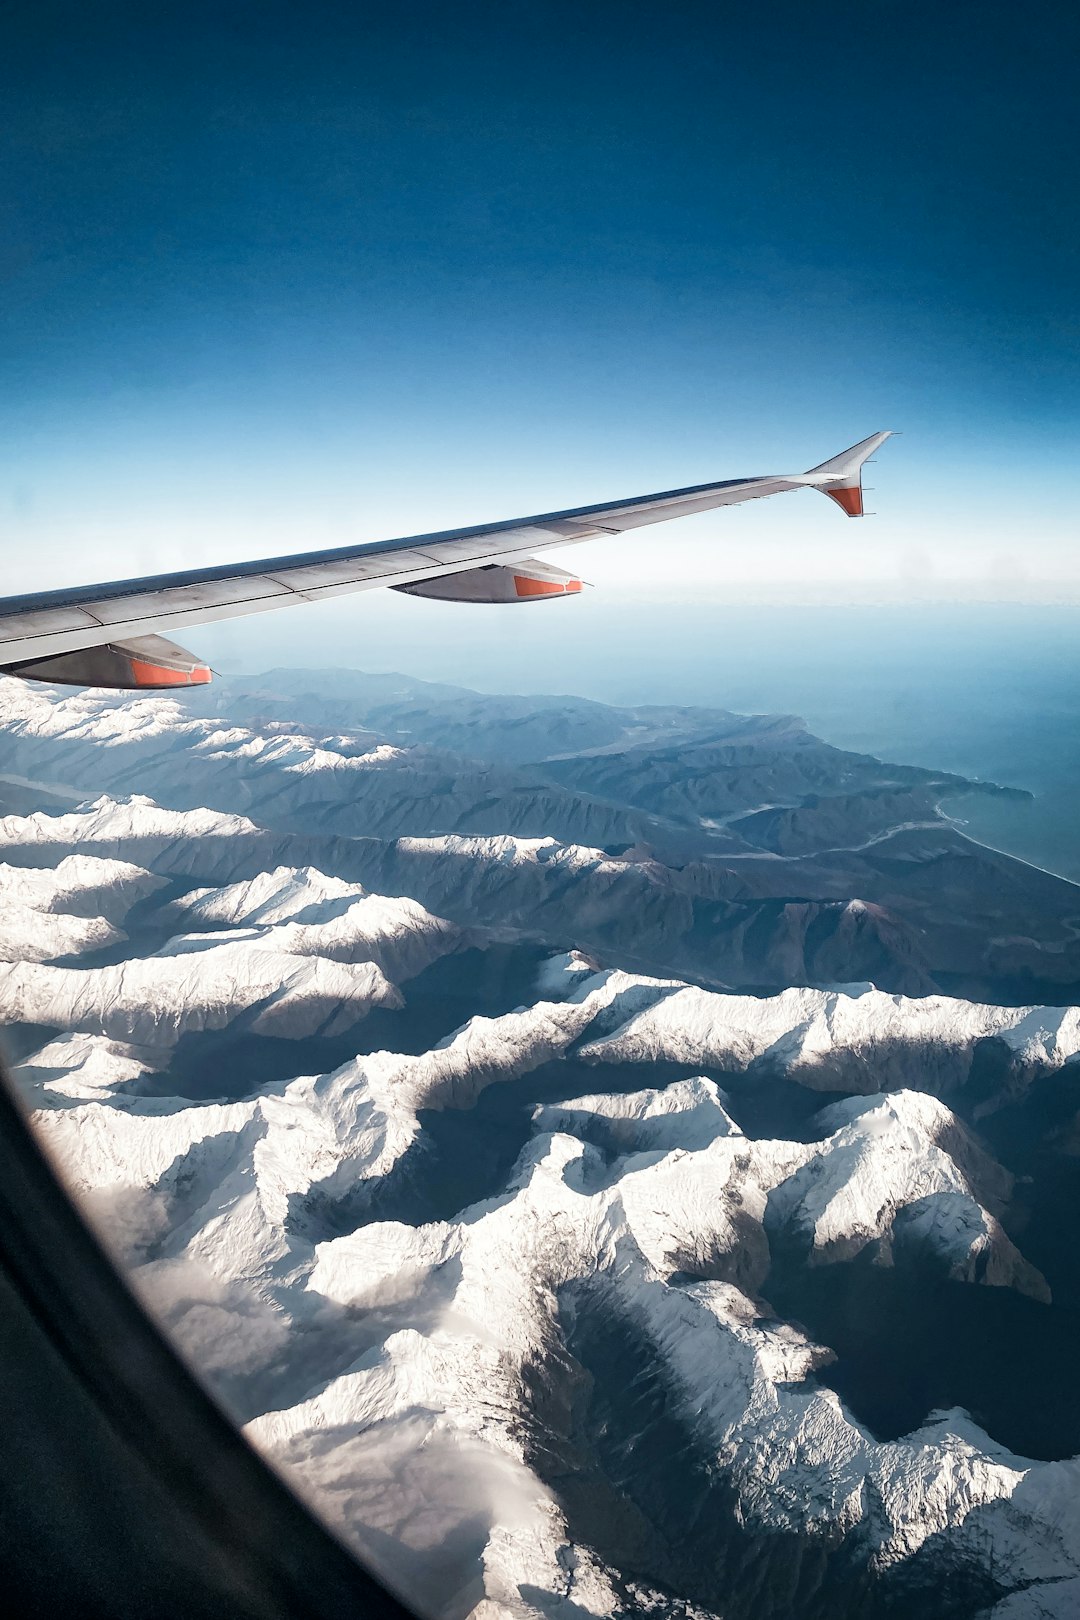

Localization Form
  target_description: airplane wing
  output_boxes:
[0,431,892,689]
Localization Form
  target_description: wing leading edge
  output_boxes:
[0,431,892,687]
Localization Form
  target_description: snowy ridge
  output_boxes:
[162,865,460,982]
[17,950,1076,1619]
[166,865,367,926]
[0,853,163,919]
[0,792,262,860]
[3,937,402,1045]
[765,1092,1048,1298]
[0,676,404,775]
[18,1032,167,1102]
[0,854,166,962]
[4,675,1080,1617]
[581,981,1080,1099]
[0,819,460,1048]
[256,1104,1077,1618]
[533,1076,743,1153]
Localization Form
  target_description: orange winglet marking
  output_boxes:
[515,576,574,597]
[824,485,863,517]
[129,660,212,687]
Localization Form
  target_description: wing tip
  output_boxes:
[822,486,864,518]
[805,429,895,478]
[808,430,895,518]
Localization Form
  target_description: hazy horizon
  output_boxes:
[188,598,1080,886]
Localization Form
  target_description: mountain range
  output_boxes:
[2,667,1080,1620]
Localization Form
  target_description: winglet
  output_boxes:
[804,430,894,518]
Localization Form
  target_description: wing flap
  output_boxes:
[396,558,584,603]
[9,635,212,689]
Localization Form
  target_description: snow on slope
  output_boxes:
[533,1075,743,1153]
[18,953,1071,1620]
[0,853,164,919]
[0,673,403,776]
[0,900,122,964]
[247,1107,1077,1617]
[0,817,459,1044]
[167,865,365,925]
[767,1092,1049,1298]
[979,1577,1080,1619]
[0,677,686,866]
[17,1032,167,1102]
[2,934,402,1045]
[3,739,1079,1615]
[162,865,460,982]
[0,793,262,863]
[0,854,165,961]
[580,981,1080,1099]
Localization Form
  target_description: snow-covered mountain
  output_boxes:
[16,946,1080,1620]
[0,853,165,962]
[2,668,1071,1003]
[3,670,1080,1620]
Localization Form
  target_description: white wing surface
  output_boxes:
[0,431,892,688]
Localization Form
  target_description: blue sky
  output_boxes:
[2,0,1078,646]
